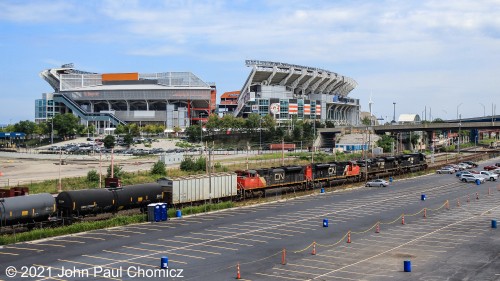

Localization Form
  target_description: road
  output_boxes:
[0,158,499,281]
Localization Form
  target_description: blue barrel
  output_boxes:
[176,210,182,218]
[323,219,328,227]
[160,256,168,269]
[421,194,426,201]
[389,177,393,183]
[320,188,325,194]
[476,179,481,185]
[492,220,497,229]
[161,203,167,221]
[404,260,411,272]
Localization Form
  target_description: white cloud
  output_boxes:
[0,1,86,23]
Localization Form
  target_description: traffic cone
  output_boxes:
[311,241,316,255]
[476,192,479,200]
[401,214,405,225]
[347,231,351,243]
[488,187,491,196]
[375,222,380,233]
[467,194,470,203]
[236,263,241,280]
[281,248,286,265]
[445,200,450,210]
[423,208,427,219]
[457,198,460,207]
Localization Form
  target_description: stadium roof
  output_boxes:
[241,60,357,97]
[40,65,212,92]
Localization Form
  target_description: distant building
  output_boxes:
[359,111,379,126]
[398,114,421,125]
[37,64,216,133]
[218,91,240,116]
[335,133,380,153]
[234,60,359,126]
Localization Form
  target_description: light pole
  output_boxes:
[392,102,396,123]
[456,103,463,119]
[457,114,461,159]
[479,103,485,117]
[50,117,54,145]
[259,117,262,154]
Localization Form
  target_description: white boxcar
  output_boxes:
[158,173,237,204]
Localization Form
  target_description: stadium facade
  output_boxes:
[235,60,359,126]
[36,64,216,133]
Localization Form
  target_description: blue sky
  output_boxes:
[1,0,499,124]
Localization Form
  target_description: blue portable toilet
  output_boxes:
[323,219,329,227]
[154,204,161,222]
[160,203,168,221]
[160,256,168,269]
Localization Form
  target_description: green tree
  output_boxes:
[106,164,123,178]
[376,134,395,153]
[361,116,371,126]
[103,135,116,149]
[123,134,134,147]
[53,113,80,139]
[87,169,99,182]
[14,120,37,138]
[151,160,166,176]
[185,124,202,142]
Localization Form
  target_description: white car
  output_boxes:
[459,174,486,183]
[492,168,500,175]
[479,171,498,181]
[436,167,455,174]
[458,163,472,170]
[366,179,389,187]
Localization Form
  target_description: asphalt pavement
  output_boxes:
[0,158,499,281]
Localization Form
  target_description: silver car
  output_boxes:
[459,174,486,183]
[436,167,455,174]
[366,179,389,187]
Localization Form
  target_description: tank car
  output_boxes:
[0,193,56,226]
[115,183,165,211]
[56,189,116,217]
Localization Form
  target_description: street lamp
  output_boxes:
[456,103,463,119]
[457,114,461,159]
[50,117,54,145]
[259,117,262,154]
[392,102,396,123]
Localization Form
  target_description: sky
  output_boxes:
[1,0,499,125]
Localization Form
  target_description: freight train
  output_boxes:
[0,153,427,229]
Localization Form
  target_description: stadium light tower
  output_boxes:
[392,102,396,124]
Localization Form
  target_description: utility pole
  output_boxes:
[99,151,102,188]
[281,138,285,166]
[58,148,62,192]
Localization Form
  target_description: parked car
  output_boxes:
[492,168,500,175]
[459,174,486,183]
[479,171,498,181]
[464,161,478,168]
[436,167,455,174]
[483,165,497,171]
[458,163,472,169]
[495,163,500,167]
[456,170,472,177]
[366,179,389,187]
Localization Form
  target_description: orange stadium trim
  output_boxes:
[102,73,139,81]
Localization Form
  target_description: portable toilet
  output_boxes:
[147,203,158,222]
[160,203,168,221]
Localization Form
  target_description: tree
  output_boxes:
[103,135,116,149]
[376,134,395,153]
[123,134,134,147]
[185,124,202,142]
[151,160,166,176]
[361,116,371,126]
[14,120,36,138]
[53,113,80,139]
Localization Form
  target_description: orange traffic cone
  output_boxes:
[311,241,316,255]
[375,223,380,233]
[236,263,241,279]
[423,208,427,219]
[347,231,351,243]
[401,214,405,225]
[445,200,450,210]
[467,194,470,203]
[476,192,479,200]
[281,248,286,265]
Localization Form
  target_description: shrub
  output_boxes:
[87,170,99,182]
[151,160,166,176]
[180,156,206,172]
[106,164,124,178]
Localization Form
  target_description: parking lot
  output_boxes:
[0,159,499,280]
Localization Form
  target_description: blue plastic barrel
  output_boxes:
[404,260,411,272]
[176,210,182,218]
[492,220,497,229]
[389,177,393,183]
[320,188,325,194]
[161,203,167,221]
[160,256,168,269]
[323,219,328,227]
[476,179,481,185]
[421,194,426,201]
